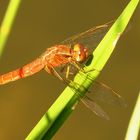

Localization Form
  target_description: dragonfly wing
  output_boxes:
[87,82,127,107]
[61,21,114,49]
[82,96,109,120]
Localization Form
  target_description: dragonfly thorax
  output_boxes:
[72,44,88,63]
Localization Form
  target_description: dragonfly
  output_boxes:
[0,21,126,120]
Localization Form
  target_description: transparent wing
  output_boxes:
[56,21,114,81]
[81,96,109,120]
[87,82,127,107]
[61,20,114,49]
[51,69,126,120]
[54,64,127,108]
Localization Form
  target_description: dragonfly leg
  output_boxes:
[69,61,86,74]
[84,67,100,73]
[68,60,100,82]
[65,65,71,79]
[69,61,81,70]
[44,65,75,87]
[82,54,101,73]
[69,58,99,74]
[44,66,63,81]
[44,65,86,96]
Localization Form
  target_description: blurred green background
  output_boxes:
[0,0,139,140]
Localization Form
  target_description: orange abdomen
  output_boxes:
[0,58,44,85]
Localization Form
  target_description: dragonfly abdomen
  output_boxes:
[0,58,44,85]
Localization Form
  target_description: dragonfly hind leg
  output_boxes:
[44,65,72,86]
[44,65,63,81]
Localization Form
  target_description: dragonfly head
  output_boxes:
[72,44,88,62]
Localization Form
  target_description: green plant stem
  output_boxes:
[125,91,140,140]
[26,0,139,139]
[0,0,21,57]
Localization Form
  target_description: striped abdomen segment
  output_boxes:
[0,58,44,85]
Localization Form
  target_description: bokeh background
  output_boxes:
[0,0,139,140]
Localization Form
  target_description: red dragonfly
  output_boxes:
[0,21,126,120]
